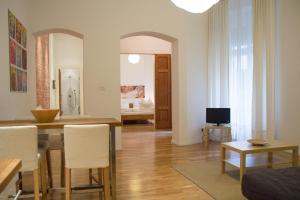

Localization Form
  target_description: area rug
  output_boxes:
[173,160,245,200]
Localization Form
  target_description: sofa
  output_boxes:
[242,167,300,200]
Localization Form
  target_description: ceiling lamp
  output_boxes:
[171,0,220,13]
[128,54,140,64]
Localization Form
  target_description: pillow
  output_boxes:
[139,99,154,108]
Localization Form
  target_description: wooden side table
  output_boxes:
[204,124,232,148]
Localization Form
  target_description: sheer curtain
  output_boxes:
[252,0,275,140]
[228,0,253,140]
[207,0,229,108]
[207,0,229,141]
[208,0,253,141]
[207,0,275,141]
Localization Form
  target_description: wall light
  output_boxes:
[171,0,220,13]
[128,54,140,64]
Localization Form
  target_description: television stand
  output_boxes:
[203,124,232,148]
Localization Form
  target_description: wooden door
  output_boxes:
[155,54,172,129]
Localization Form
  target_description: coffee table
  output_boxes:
[221,140,299,181]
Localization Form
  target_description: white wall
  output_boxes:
[120,36,172,54]
[120,54,154,108]
[52,33,83,68]
[31,0,209,146]
[276,0,300,152]
[0,0,35,120]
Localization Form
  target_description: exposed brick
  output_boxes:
[35,34,50,109]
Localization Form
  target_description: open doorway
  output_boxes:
[35,30,84,117]
[120,35,172,130]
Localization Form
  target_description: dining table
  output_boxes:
[0,117,122,200]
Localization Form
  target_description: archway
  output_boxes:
[34,28,84,116]
[120,31,179,144]
[33,28,84,39]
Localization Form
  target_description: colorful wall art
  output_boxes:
[120,85,145,99]
[8,10,27,92]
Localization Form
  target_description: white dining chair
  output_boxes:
[0,126,47,200]
[64,124,111,200]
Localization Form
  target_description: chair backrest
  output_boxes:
[0,126,38,172]
[64,124,109,169]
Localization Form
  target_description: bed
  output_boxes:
[120,85,155,123]
[121,107,154,122]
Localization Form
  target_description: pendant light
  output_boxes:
[171,0,220,13]
[128,54,140,64]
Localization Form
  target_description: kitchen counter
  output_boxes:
[0,159,21,193]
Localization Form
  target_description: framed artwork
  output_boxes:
[8,10,27,92]
[120,85,145,99]
[8,10,15,38]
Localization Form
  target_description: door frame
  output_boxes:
[55,66,84,116]
[119,53,173,129]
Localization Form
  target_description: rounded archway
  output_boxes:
[33,28,83,39]
[120,31,180,144]
[34,28,84,116]
[121,31,177,43]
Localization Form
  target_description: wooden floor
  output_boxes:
[24,124,293,199]
[117,125,214,200]
[21,124,216,199]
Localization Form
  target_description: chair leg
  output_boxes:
[40,155,48,198]
[46,149,53,188]
[61,149,65,187]
[65,168,71,200]
[98,168,103,200]
[33,169,40,200]
[18,172,23,190]
[103,167,111,200]
[89,168,93,185]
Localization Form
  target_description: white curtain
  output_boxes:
[208,0,253,141]
[207,0,275,141]
[228,0,253,140]
[252,0,275,140]
[208,0,229,108]
[207,0,229,141]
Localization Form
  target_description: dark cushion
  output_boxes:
[242,167,300,200]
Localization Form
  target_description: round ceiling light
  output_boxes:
[171,0,220,13]
[128,54,140,64]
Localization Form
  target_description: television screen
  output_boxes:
[206,108,230,125]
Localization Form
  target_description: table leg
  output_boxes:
[109,126,116,200]
[221,146,226,173]
[40,152,47,197]
[228,127,232,142]
[240,153,246,182]
[292,147,299,167]
[267,152,273,168]
[204,128,209,148]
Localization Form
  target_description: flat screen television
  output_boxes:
[206,108,230,126]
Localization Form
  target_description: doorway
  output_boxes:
[59,67,82,116]
[120,35,173,130]
[35,30,84,116]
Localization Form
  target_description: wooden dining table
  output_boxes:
[0,117,122,200]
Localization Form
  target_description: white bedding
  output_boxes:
[121,108,154,115]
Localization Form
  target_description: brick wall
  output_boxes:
[35,34,50,109]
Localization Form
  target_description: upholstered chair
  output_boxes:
[64,124,111,200]
[0,126,47,200]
